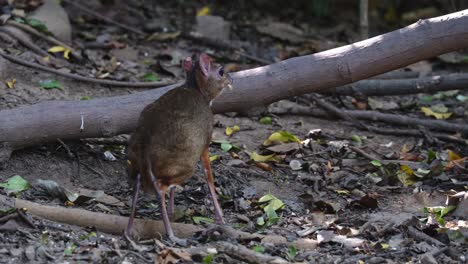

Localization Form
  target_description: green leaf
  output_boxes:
[263,130,301,146]
[440,205,457,217]
[286,245,297,261]
[16,18,50,34]
[142,72,159,82]
[80,96,92,100]
[351,134,362,144]
[192,216,214,225]
[209,155,219,162]
[259,194,285,212]
[397,165,417,186]
[414,168,431,178]
[40,79,62,90]
[0,175,31,195]
[259,116,272,125]
[420,95,433,103]
[79,231,97,240]
[252,245,265,253]
[221,143,233,152]
[427,149,437,163]
[250,152,278,162]
[202,253,215,264]
[456,94,468,102]
[424,205,457,223]
[265,206,280,226]
[370,160,382,167]
[256,216,265,226]
[64,243,77,255]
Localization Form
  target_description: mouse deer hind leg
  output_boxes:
[124,173,141,239]
[145,158,187,246]
[201,147,225,224]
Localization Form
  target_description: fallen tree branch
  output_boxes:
[210,241,288,264]
[322,73,468,96]
[1,10,468,159]
[270,102,467,144]
[271,103,468,134]
[0,194,316,250]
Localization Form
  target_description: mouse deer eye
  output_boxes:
[218,67,224,76]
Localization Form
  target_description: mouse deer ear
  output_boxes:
[182,57,193,72]
[198,53,212,76]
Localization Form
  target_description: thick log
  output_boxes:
[1,9,468,160]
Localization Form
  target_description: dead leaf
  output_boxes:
[267,142,301,153]
[368,98,399,110]
[448,150,462,161]
[421,107,452,120]
[6,79,16,89]
[157,248,192,264]
[78,188,125,207]
[438,51,468,64]
[250,152,277,162]
[48,46,70,59]
[255,162,272,171]
[263,131,301,146]
[350,195,378,209]
[225,125,240,136]
[196,6,210,16]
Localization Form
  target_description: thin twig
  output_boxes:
[407,226,446,247]
[270,103,468,135]
[80,161,106,178]
[306,93,368,130]
[0,26,49,56]
[6,20,83,61]
[185,32,273,65]
[62,0,146,36]
[322,73,468,96]
[0,48,176,88]
[348,146,381,162]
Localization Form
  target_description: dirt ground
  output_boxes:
[1,1,468,263]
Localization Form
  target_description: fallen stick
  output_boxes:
[271,103,468,134]
[0,195,319,250]
[322,73,468,96]
[0,194,200,239]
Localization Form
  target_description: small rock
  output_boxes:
[103,151,117,161]
[452,197,468,218]
[367,257,387,264]
[289,160,302,170]
[9,248,23,257]
[24,246,35,261]
[28,0,71,43]
[237,198,250,211]
[235,214,250,223]
[195,15,230,41]
[420,253,438,264]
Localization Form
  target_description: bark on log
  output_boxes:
[1,10,468,160]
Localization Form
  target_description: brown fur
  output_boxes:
[128,54,229,193]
